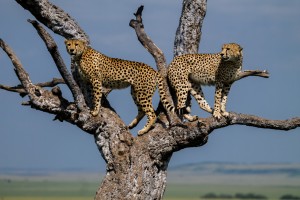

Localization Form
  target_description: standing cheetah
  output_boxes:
[168,43,243,120]
[65,39,175,135]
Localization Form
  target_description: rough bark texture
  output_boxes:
[15,0,89,42]
[0,1,299,200]
[174,0,207,57]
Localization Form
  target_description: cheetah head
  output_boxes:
[64,39,87,57]
[220,43,243,62]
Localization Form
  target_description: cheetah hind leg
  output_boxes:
[128,88,146,130]
[128,108,145,129]
[138,107,156,136]
[182,94,198,122]
[175,83,194,120]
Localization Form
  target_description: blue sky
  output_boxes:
[0,0,300,172]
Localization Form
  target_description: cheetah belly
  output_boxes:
[103,79,131,89]
[189,72,216,86]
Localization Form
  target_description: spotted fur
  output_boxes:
[168,43,243,120]
[65,39,175,135]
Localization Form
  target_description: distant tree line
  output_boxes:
[202,193,300,200]
[280,195,300,200]
[201,192,267,199]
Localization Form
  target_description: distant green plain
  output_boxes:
[1,163,300,200]
[1,180,300,200]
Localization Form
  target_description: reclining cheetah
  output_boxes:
[168,43,243,120]
[65,39,175,135]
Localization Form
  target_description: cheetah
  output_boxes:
[168,43,243,120]
[65,39,175,135]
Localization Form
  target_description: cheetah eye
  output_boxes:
[226,48,230,50]
[67,43,71,46]
[75,43,79,46]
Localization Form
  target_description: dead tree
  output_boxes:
[1,0,299,199]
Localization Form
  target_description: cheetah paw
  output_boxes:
[183,114,198,122]
[222,111,229,117]
[138,129,147,136]
[128,120,138,129]
[213,111,223,120]
[91,110,99,117]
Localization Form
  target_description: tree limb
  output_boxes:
[0,39,64,113]
[28,19,87,111]
[211,112,300,132]
[0,78,65,97]
[235,70,270,81]
[0,39,34,94]
[129,5,179,125]
[15,0,89,42]
[129,6,167,76]
[152,112,300,156]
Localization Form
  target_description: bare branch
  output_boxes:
[0,78,65,97]
[28,19,87,111]
[0,39,64,113]
[15,0,89,42]
[150,112,300,156]
[220,112,300,131]
[129,6,179,124]
[0,84,27,96]
[129,6,167,76]
[235,70,270,81]
[0,39,34,93]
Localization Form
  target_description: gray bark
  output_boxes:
[0,1,299,200]
[174,0,207,56]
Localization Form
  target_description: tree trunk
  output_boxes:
[174,0,207,56]
[95,131,171,200]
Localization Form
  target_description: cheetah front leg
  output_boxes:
[213,82,223,120]
[90,78,103,117]
[220,83,232,117]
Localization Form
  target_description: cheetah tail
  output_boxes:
[157,74,175,113]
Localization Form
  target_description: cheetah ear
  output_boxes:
[64,39,69,45]
[240,47,243,51]
[81,40,88,46]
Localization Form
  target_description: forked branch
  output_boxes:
[0,39,32,90]
[28,19,87,111]
[0,39,64,114]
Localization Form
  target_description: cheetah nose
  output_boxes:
[70,49,74,52]
[220,53,224,57]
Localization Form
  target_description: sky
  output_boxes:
[0,0,300,173]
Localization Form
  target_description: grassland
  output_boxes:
[1,180,300,200]
[1,163,300,200]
